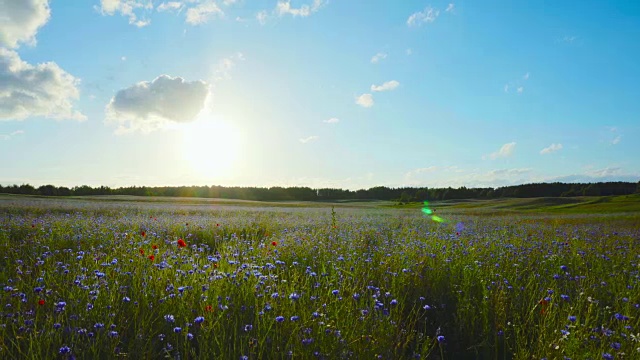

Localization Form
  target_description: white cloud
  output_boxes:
[323,117,339,124]
[517,86,524,93]
[370,52,387,64]
[256,10,268,24]
[371,80,400,92]
[406,48,413,55]
[0,49,85,121]
[504,84,509,93]
[185,1,223,25]
[0,0,51,48]
[612,135,621,145]
[540,143,563,155]
[157,2,183,12]
[121,56,127,61]
[98,0,153,27]
[587,166,622,178]
[523,72,529,80]
[105,75,209,133]
[484,142,516,160]
[445,3,455,12]
[356,93,374,108]
[299,135,318,143]
[407,6,439,27]
[212,52,245,81]
[222,0,237,5]
[276,0,325,17]
[559,35,577,43]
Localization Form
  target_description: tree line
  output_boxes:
[1,181,639,202]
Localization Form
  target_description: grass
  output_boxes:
[0,195,638,359]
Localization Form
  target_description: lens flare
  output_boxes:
[422,201,446,223]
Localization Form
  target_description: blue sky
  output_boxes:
[1,0,639,189]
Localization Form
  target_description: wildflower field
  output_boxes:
[0,196,638,359]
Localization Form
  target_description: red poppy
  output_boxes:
[205,305,213,312]
[216,223,220,227]
[213,263,218,268]
[456,232,460,236]
[152,244,158,250]
[148,255,155,261]
[38,299,45,306]
[139,248,145,255]
[31,224,35,228]
[271,241,277,246]
[141,231,146,237]
[177,239,187,248]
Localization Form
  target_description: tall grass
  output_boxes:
[0,198,638,359]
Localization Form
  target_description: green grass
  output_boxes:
[0,196,638,359]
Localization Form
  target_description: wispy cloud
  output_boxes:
[212,52,245,81]
[406,48,413,55]
[523,72,529,80]
[157,2,183,12]
[256,10,268,24]
[185,1,223,25]
[323,117,339,124]
[517,87,524,94]
[276,0,326,17]
[407,6,439,27]
[356,93,374,108]
[97,0,153,27]
[370,52,387,64]
[540,143,563,155]
[559,35,577,43]
[612,135,621,145]
[299,135,319,143]
[445,3,455,13]
[483,142,516,160]
[0,130,25,140]
[371,80,399,92]
[504,72,529,94]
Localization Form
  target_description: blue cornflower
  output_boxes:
[302,338,314,345]
[53,323,61,329]
[568,316,577,322]
[122,296,130,302]
[437,335,445,343]
[164,314,175,323]
[331,290,339,296]
[614,313,629,321]
[560,265,568,271]
[391,299,398,305]
[290,316,300,321]
[59,346,71,354]
[271,292,279,299]
[353,293,360,300]
[109,331,118,337]
[94,323,104,329]
[194,316,204,324]
[611,342,621,350]
[173,327,181,333]
[561,294,569,301]
[289,293,300,300]
[187,333,194,340]
[244,324,253,332]
[603,353,613,360]
[275,316,285,322]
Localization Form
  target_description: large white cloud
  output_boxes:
[185,1,223,25]
[371,80,399,92]
[0,48,85,121]
[355,93,374,108]
[105,75,209,133]
[483,142,516,160]
[0,0,51,48]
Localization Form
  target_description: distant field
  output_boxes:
[0,195,638,359]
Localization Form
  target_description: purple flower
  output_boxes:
[611,342,621,350]
[275,316,284,322]
[194,316,204,324]
[437,335,445,343]
[290,316,300,321]
[164,314,175,323]
[391,299,398,305]
[244,324,253,332]
[187,333,194,340]
[568,316,577,322]
[332,290,339,296]
[173,327,181,333]
[561,294,569,301]
[602,353,613,360]
[59,346,71,354]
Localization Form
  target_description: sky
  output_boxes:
[1,0,639,190]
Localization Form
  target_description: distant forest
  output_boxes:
[1,181,639,202]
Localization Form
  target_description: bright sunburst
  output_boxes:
[181,118,241,179]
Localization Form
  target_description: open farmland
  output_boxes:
[1,196,639,359]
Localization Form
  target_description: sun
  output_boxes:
[181,118,241,179]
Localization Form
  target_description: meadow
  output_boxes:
[0,195,638,359]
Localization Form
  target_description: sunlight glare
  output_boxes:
[181,118,241,179]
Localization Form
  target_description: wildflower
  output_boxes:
[173,327,182,333]
[602,354,613,360]
[177,239,187,248]
[437,335,445,343]
[611,342,621,350]
[244,324,253,332]
[561,294,569,301]
[187,333,194,340]
[152,244,158,250]
[164,314,175,323]
[53,323,61,329]
[568,316,577,322]
[205,305,213,312]
[141,231,146,237]
[302,338,314,345]
[271,241,277,246]
[148,255,155,261]
[59,346,71,354]
[391,299,398,305]
[560,265,568,272]
[290,316,300,321]
[614,313,629,321]
[139,248,144,255]
[275,316,285,322]
[194,316,204,324]
[332,290,339,296]
[109,331,118,337]
[123,296,130,302]
[38,299,45,306]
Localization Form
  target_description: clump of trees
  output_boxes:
[1,181,638,202]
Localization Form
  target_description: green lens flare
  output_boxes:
[422,208,433,215]
[431,215,445,223]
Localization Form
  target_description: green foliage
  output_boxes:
[0,197,638,359]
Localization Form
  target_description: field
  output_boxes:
[1,195,639,359]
